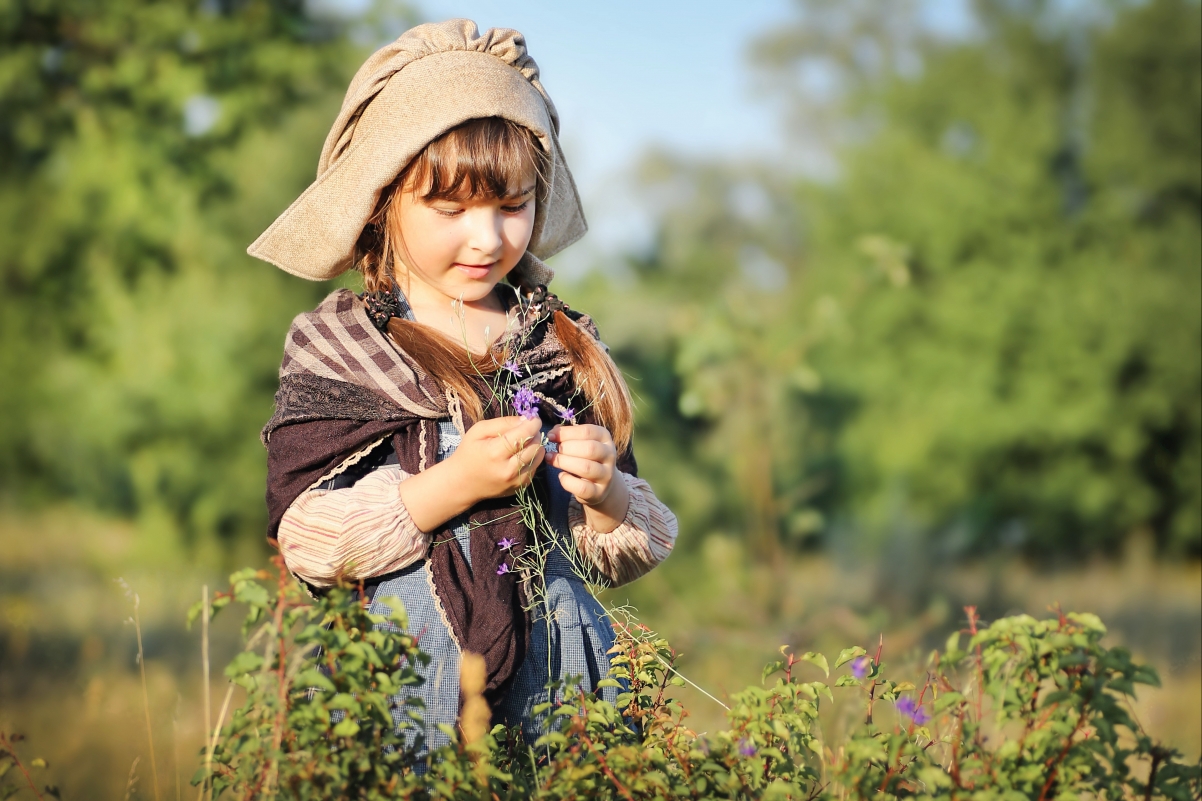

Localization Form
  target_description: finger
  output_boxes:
[553,439,614,463]
[546,451,610,481]
[547,423,611,444]
[514,443,546,480]
[502,436,544,464]
[468,416,527,436]
[497,420,543,454]
[557,471,604,503]
[505,416,544,442]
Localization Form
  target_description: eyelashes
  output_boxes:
[432,200,531,217]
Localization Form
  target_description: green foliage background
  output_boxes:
[0,0,374,552]
[574,0,1202,559]
[1,0,1198,560]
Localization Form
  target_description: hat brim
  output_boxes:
[248,50,586,283]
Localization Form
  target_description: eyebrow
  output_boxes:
[513,185,536,198]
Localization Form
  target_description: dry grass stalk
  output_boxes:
[131,593,163,801]
[172,697,182,801]
[201,585,213,801]
[459,651,491,785]
[459,652,490,747]
[123,755,141,801]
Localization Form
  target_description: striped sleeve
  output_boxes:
[276,465,429,588]
[567,472,678,587]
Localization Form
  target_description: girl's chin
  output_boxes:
[402,264,514,304]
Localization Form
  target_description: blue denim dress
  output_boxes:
[355,421,618,753]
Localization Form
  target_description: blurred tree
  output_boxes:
[794,0,1201,555]
[588,0,1200,558]
[0,1,413,551]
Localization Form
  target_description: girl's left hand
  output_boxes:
[546,424,630,533]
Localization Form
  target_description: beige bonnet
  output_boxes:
[247,19,586,288]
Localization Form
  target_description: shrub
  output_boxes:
[173,558,1201,800]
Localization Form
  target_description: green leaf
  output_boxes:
[223,651,264,678]
[834,647,867,669]
[295,669,336,693]
[1132,665,1161,688]
[801,652,829,678]
[233,581,269,608]
[332,717,360,737]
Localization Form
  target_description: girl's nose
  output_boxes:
[465,207,504,256]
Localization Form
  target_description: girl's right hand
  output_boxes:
[446,415,545,502]
[398,416,543,534]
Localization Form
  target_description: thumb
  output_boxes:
[464,415,529,439]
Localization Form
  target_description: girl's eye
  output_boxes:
[433,207,464,217]
[501,201,530,214]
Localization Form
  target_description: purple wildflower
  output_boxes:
[503,360,523,378]
[737,739,756,758]
[851,656,871,680]
[496,563,511,576]
[896,696,929,725]
[497,537,517,551]
[557,406,576,424]
[512,386,539,420]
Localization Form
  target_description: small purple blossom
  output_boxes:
[737,739,756,758]
[503,360,523,378]
[851,655,871,680]
[557,406,576,424]
[497,537,517,551]
[496,563,511,576]
[896,696,929,725]
[512,386,539,420]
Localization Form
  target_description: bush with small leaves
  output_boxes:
[193,561,1200,800]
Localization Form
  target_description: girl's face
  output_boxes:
[393,173,537,306]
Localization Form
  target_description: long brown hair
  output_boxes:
[354,117,633,451]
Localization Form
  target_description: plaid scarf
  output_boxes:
[261,287,600,706]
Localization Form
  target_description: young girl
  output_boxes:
[250,20,677,752]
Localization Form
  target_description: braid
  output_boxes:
[354,184,399,295]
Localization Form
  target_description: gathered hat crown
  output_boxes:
[247,19,586,288]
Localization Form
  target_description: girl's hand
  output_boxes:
[546,424,630,533]
[399,416,543,533]
[449,416,546,501]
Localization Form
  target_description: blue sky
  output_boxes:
[415,0,803,261]
[416,1,795,189]
[321,0,975,262]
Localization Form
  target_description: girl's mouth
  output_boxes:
[454,262,495,280]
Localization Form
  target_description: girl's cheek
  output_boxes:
[503,211,536,251]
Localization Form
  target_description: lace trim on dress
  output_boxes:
[308,435,390,490]
[424,559,462,650]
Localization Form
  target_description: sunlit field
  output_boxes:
[2,509,1196,796]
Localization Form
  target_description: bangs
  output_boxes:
[404,117,546,201]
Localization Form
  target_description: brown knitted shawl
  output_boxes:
[261,287,610,705]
